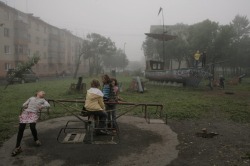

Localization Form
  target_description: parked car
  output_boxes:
[6,69,39,84]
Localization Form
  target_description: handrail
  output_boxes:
[47,98,165,123]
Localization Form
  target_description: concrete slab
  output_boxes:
[0,116,179,166]
[149,119,165,124]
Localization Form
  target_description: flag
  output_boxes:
[158,7,162,16]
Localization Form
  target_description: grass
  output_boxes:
[0,75,250,146]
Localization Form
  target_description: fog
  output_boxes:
[4,0,250,61]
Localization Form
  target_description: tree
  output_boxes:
[114,49,129,70]
[231,15,250,41]
[143,23,190,68]
[165,38,188,69]
[102,49,129,71]
[86,33,116,76]
[73,40,87,79]
[5,55,40,89]
[164,24,189,69]
[210,25,235,62]
[119,51,129,70]
[142,16,250,75]
[229,15,250,74]
[187,20,219,65]
[142,37,157,60]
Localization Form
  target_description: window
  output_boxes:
[27,49,31,56]
[4,28,10,37]
[43,39,47,46]
[36,37,40,45]
[15,45,18,54]
[15,45,24,55]
[35,51,40,56]
[28,20,31,28]
[153,63,157,69]
[5,63,12,71]
[4,46,10,54]
[27,34,31,42]
[158,64,161,69]
[5,11,10,20]
[19,46,23,54]
[44,26,47,33]
[36,23,39,31]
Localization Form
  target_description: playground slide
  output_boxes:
[136,76,144,93]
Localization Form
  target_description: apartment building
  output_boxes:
[0,2,88,78]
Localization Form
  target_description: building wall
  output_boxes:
[0,2,88,78]
[171,60,188,69]
[0,3,15,77]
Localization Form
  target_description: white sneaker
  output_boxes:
[35,140,41,146]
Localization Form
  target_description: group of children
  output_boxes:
[11,74,120,156]
[85,74,120,134]
[194,50,207,68]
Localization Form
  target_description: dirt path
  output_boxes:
[168,118,250,166]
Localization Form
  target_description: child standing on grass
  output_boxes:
[11,91,50,156]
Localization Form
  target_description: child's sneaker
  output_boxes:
[35,140,41,146]
[11,146,22,156]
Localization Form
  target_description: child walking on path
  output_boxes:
[11,91,50,156]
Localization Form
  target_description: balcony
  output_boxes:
[14,20,29,44]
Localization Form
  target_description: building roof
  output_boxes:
[144,33,177,41]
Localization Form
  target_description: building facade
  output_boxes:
[0,2,88,78]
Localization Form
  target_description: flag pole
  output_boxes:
[158,7,166,68]
[161,8,166,69]
[159,7,166,69]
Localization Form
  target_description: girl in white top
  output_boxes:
[12,91,50,156]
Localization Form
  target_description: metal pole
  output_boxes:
[162,9,166,69]
[123,42,126,54]
[26,0,28,13]
[123,42,126,70]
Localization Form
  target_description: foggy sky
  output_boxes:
[3,0,250,61]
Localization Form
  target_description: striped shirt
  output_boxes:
[102,84,110,99]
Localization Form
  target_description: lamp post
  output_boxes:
[96,41,107,75]
[123,42,127,71]
[123,42,126,54]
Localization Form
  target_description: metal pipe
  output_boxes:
[48,99,163,108]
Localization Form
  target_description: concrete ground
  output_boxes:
[0,116,179,166]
